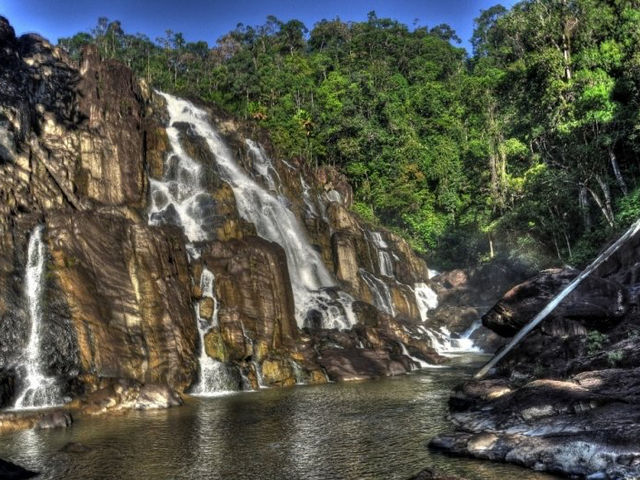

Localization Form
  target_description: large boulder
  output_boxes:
[483,268,628,337]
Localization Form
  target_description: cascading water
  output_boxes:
[300,176,319,217]
[148,95,238,395]
[414,283,439,321]
[360,269,395,316]
[190,267,237,395]
[148,111,211,242]
[370,232,394,278]
[12,226,63,410]
[413,283,479,354]
[245,139,281,192]
[156,92,357,330]
[398,342,442,370]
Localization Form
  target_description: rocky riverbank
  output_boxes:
[431,231,640,479]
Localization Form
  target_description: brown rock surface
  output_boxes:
[46,212,198,391]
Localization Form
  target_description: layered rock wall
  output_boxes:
[0,16,450,411]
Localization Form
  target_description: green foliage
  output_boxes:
[607,350,623,367]
[587,330,607,355]
[58,2,640,268]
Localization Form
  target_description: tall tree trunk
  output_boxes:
[579,185,592,231]
[562,32,572,81]
[587,185,614,227]
[563,230,572,259]
[596,174,615,224]
[609,149,628,195]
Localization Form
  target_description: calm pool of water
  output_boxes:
[0,355,557,479]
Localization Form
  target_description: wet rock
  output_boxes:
[261,358,296,387]
[74,379,182,415]
[0,369,16,409]
[317,347,408,382]
[199,297,215,320]
[198,237,298,365]
[35,410,72,429]
[483,268,628,337]
[440,270,468,289]
[136,384,183,409]
[0,408,72,434]
[204,330,228,362]
[0,458,38,479]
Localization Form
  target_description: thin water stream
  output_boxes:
[0,356,558,480]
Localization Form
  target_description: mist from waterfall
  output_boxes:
[12,226,63,410]
[156,92,357,330]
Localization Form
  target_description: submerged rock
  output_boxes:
[35,410,72,429]
[59,442,92,454]
[408,467,466,480]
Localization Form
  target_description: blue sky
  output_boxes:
[1,0,516,54]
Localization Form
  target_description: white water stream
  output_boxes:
[413,283,479,355]
[153,93,357,331]
[12,226,63,409]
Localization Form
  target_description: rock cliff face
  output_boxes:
[431,231,640,479]
[0,17,460,415]
[0,18,199,406]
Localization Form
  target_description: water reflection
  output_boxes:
[0,357,559,480]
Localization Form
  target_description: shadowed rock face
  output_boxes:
[432,231,640,478]
[483,268,628,337]
[0,17,195,406]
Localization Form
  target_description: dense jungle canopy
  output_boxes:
[58,0,640,268]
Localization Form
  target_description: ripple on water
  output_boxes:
[0,357,560,480]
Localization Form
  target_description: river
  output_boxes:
[0,355,557,479]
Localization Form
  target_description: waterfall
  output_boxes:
[414,283,439,321]
[360,269,395,316]
[398,342,443,370]
[147,113,211,242]
[148,94,238,395]
[378,251,394,278]
[413,283,478,354]
[370,232,394,278]
[420,326,478,355]
[245,139,281,192]
[427,269,440,280]
[190,268,237,396]
[300,176,319,217]
[156,92,357,330]
[12,226,63,410]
